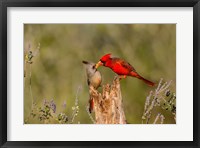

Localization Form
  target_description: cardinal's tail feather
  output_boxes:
[139,76,155,86]
[130,72,155,86]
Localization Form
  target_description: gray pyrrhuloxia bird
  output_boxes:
[82,60,102,113]
[82,60,102,89]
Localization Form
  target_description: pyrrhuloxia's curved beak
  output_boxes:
[95,61,103,69]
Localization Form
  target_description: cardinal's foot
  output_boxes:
[114,76,119,81]
[119,75,127,80]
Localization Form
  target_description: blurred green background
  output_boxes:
[24,24,176,124]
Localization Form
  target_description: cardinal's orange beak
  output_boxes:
[95,61,103,69]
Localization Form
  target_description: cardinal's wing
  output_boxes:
[113,58,136,72]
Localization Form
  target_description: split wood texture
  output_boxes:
[89,77,127,124]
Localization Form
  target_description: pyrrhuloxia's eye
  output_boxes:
[92,65,95,69]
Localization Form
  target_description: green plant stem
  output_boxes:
[29,64,34,110]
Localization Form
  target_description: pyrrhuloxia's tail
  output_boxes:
[130,71,155,86]
[89,98,94,113]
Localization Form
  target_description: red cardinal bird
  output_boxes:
[95,53,155,86]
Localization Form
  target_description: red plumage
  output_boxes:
[96,53,155,86]
[89,98,94,113]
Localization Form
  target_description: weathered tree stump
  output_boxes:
[89,77,126,124]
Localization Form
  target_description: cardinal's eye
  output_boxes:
[100,60,105,65]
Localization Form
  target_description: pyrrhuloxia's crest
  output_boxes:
[82,60,97,78]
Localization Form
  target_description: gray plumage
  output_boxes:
[82,60,102,89]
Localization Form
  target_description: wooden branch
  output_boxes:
[89,77,126,124]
